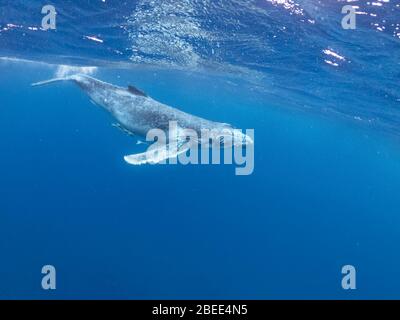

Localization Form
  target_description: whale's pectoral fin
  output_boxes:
[124,140,191,165]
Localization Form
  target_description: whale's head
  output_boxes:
[210,123,253,148]
[232,128,254,146]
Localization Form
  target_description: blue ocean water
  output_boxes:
[1,0,400,299]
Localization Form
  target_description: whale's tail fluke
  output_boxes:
[31,77,73,87]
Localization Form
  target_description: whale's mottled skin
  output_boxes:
[32,74,251,164]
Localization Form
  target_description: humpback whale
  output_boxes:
[32,74,253,165]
